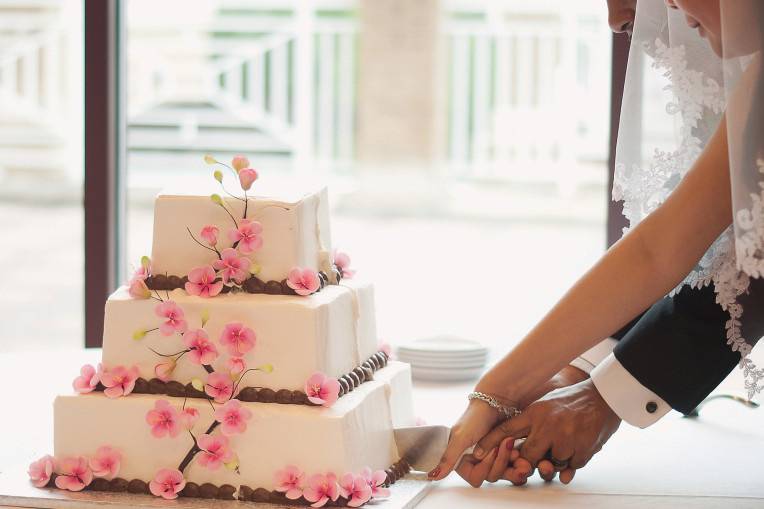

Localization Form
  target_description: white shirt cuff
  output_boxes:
[569,338,618,374]
[591,353,671,428]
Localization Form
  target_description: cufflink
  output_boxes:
[645,401,658,413]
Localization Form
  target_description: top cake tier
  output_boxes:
[150,187,332,283]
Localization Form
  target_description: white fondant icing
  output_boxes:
[150,187,332,282]
[54,363,413,491]
[103,279,380,391]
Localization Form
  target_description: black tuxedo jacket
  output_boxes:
[611,279,764,414]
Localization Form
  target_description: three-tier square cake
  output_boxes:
[30,156,415,506]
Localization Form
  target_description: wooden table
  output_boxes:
[2,349,763,508]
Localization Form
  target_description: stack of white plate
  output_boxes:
[397,336,489,382]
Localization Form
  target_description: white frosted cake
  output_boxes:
[30,156,415,506]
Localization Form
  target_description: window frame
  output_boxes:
[84,0,125,348]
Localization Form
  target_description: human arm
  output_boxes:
[430,115,732,480]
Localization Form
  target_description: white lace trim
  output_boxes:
[613,39,728,296]
[735,158,764,278]
[614,39,763,399]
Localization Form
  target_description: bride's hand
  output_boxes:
[427,398,505,480]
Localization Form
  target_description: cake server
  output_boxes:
[394,425,475,472]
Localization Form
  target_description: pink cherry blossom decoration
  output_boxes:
[200,225,219,246]
[214,399,253,436]
[154,358,177,382]
[89,446,121,479]
[361,467,390,498]
[183,329,219,365]
[274,465,304,500]
[205,372,234,403]
[219,322,256,356]
[72,364,100,394]
[196,434,234,470]
[415,416,427,427]
[228,219,263,254]
[238,168,258,191]
[28,455,55,488]
[303,473,340,508]
[185,265,224,298]
[304,372,341,407]
[128,277,151,299]
[54,456,93,492]
[100,365,139,398]
[378,341,393,359]
[333,250,355,279]
[286,267,320,296]
[213,248,251,284]
[149,468,186,500]
[145,399,181,438]
[154,301,187,336]
[179,407,200,430]
[339,473,372,507]
[226,356,246,375]
[231,155,250,172]
[133,264,151,281]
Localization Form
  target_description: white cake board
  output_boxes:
[0,468,432,509]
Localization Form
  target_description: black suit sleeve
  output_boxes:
[610,280,764,414]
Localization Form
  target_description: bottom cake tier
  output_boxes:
[52,362,414,504]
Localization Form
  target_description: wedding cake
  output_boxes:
[29,156,416,506]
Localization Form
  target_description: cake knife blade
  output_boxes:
[394,425,474,473]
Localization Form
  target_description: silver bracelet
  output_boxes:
[468,391,522,419]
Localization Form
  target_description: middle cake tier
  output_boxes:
[103,279,379,392]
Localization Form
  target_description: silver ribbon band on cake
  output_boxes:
[467,391,522,419]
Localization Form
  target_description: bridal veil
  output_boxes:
[613,0,764,397]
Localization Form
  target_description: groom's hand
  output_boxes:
[473,379,621,482]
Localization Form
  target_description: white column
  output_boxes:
[356,0,442,170]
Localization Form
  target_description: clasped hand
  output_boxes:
[429,368,621,487]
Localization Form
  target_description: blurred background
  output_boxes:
[1,0,615,354]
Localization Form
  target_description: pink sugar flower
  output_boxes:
[154,358,177,382]
[339,473,372,507]
[361,467,390,498]
[333,250,355,279]
[133,264,151,281]
[72,364,100,394]
[179,407,200,431]
[200,225,219,246]
[54,456,93,492]
[303,473,340,508]
[212,248,251,284]
[214,399,253,436]
[89,446,121,479]
[219,322,256,357]
[228,219,263,254]
[128,277,151,299]
[274,465,305,500]
[378,341,393,359]
[238,168,258,191]
[149,468,186,500]
[185,265,224,298]
[232,155,250,172]
[100,365,139,398]
[205,372,234,403]
[196,434,233,470]
[287,267,320,296]
[28,455,55,488]
[183,329,219,365]
[226,356,246,376]
[154,301,187,336]
[304,372,341,407]
[145,399,181,439]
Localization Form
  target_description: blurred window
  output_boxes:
[0,0,83,352]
